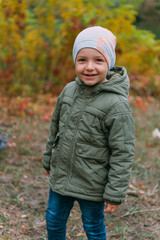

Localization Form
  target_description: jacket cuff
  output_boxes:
[105,200,121,205]
[43,165,50,171]
[42,158,50,170]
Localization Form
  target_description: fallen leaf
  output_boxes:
[76,232,85,237]
[137,182,145,188]
[8,141,16,147]
[21,215,28,218]
[19,197,24,202]
[43,115,51,121]
[146,141,153,148]
[74,216,81,220]
[139,190,145,195]
[26,135,31,140]
[144,219,154,227]
[20,225,28,234]
[23,175,28,179]
[147,96,155,103]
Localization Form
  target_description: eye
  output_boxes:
[96,58,104,62]
[78,58,86,62]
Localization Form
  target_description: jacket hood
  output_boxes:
[76,66,130,99]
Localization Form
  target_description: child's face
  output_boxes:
[75,48,108,86]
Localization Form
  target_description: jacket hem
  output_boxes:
[49,184,105,202]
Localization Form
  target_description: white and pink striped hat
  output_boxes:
[73,26,117,70]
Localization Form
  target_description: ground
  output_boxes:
[0,95,160,240]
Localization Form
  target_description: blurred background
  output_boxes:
[0,0,160,97]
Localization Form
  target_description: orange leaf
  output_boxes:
[20,225,28,234]
[135,97,143,108]
[43,115,51,121]
[137,182,145,188]
[26,135,31,140]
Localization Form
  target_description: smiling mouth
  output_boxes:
[84,74,97,76]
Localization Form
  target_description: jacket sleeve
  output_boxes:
[42,91,63,170]
[103,100,135,204]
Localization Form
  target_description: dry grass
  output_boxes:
[0,97,160,240]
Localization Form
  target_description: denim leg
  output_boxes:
[78,199,107,240]
[45,189,74,240]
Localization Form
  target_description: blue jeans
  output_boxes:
[46,188,107,240]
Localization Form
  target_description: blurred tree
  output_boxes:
[111,0,143,9]
[0,0,27,94]
[0,0,159,97]
[136,0,160,38]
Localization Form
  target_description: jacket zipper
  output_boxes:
[64,97,88,190]
[53,95,79,184]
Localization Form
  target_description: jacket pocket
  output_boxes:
[71,143,109,192]
[76,142,109,160]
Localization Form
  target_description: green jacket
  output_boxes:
[42,66,135,204]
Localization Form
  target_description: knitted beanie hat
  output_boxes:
[73,26,117,69]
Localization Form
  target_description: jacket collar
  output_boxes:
[75,66,130,98]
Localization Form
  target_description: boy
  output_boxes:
[42,26,135,240]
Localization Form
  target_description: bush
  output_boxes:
[0,0,159,97]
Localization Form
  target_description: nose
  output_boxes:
[85,61,94,71]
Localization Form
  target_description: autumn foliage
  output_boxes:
[0,0,160,97]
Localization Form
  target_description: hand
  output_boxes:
[104,202,120,213]
[45,169,50,177]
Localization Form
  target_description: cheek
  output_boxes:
[75,65,83,74]
[99,67,108,76]
[75,63,78,72]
